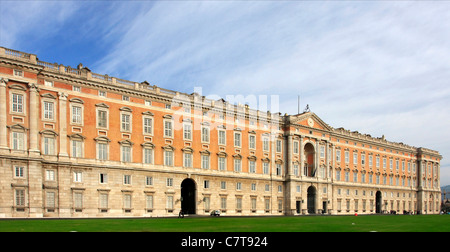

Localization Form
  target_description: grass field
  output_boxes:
[0,215,449,232]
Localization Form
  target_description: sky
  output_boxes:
[1,0,450,185]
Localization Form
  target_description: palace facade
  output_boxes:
[0,47,442,218]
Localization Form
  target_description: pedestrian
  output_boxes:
[178,210,184,218]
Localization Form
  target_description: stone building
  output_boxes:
[0,47,442,218]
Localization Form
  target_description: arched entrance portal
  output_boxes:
[181,179,196,214]
[307,186,316,214]
[304,143,315,177]
[376,191,382,214]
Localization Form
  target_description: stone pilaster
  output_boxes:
[28,83,40,157]
[58,92,69,159]
[0,78,7,152]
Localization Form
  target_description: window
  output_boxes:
[184,153,192,168]
[74,192,83,209]
[11,93,24,113]
[72,140,82,157]
[164,150,173,166]
[361,154,365,165]
[145,100,152,106]
[122,95,129,101]
[98,143,108,160]
[345,151,349,164]
[46,192,55,209]
[99,193,108,210]
[44,80,53,87]
[202,155,210,169]
[293,141,299,154]
[43,136,55,155]
[72,106,82,124]
[221,181,226,190]
[263,137,269,152]
[73,171,82,182]
[143,117,153,135]
[336,150,341,162]
[145,195,153,211]
[123,194,132,210]
[218,156,226,171]
[236,182,242,191]
[14,166,24,178]
[234,132,241,147]
[201,126,210,143]
[164,120,173,138]
[11,131,24,150]
[353,153,357,164]
[276,140,282,153]
[73,86,81,92]
[15,189,25,207]
[121,114,131,132]
[183,123,192,140]
[166,178,173,187]
[249,161,256,173]
[14,69,23,77]
[218,130,226,145]
[121,145,131,162]
[234,158,241,172]
[97,109,108,128]
[320,146,325,158]
[204,180,210,189]
[144,148,153,164]
[99,90,106,97]
[46,170,55,181]
[146,176,153,186]
[124,175,131,185]
[43,101,54,120]
[276,164,282,176]
[249,135,256,149]
[263,162,269,175]
[99,173,108,184]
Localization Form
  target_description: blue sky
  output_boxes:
[1,0,450,185]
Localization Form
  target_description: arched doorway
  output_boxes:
[376,191,382,214]
[304,143,315,177]
[307,186,316,214]
[181,179,196,214]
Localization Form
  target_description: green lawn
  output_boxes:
[0,215,449,232]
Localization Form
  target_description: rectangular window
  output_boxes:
[16,189,25,206]
[97,110,108,128]
[98,143,108,160]
[184,153,192,168]
[46,192,55,208]
[249,135,256,149]
[218,157,226,171]
[121,114,131,132]
[144,148,153,164]
[121,146,131,162]
[124,175,131,185]
[345,151,349,164]
[14,166,24,178]
[164,120,173,137]
[218,130,226,145]
[202,155,210,169]
[293,141,299,154]
[43,137,55,155]
[146,176,153,186]
[73,171,82,182]
[72,106,82,124]
[72,140,82,157]
[234,159,241,172]
[336,150,341,162]
[183,123,192,140]
[263,163,269,175]
[249,160,256,173]
[276,140,282,153]
[263,137,269,152]
[12,93,23,113]
[99,193,108,209]
[143,117,153,135]
[201,127,210,143]
[43,101,54,120]
[164,150,173,166]
[234,132,241,147]
[12,132,24,150]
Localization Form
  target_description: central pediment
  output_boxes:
[289,112,333,131]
